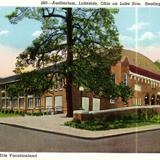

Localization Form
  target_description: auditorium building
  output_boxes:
[0,49,160,114]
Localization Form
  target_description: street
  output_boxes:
[0,124,160,152]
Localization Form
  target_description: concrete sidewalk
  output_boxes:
[0,114,160,139]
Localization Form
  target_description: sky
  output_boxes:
[0,7,160,77]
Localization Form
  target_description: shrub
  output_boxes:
[5,110,9,114]
[8,110,13,114]
[19,111,25,116]
[26,112,32,116]
[14,110,19,114]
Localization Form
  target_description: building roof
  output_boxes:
[129,65,160,81]
[0,75,19,85]
[0,49,160,85]
[0,63,61,85]
[122,49,160,74]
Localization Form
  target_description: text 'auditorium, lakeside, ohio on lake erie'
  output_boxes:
[49,1,98,5]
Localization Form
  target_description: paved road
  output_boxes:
[0,124,160,152]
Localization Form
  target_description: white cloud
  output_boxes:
[119,35,134,42]
[0,44,22,77]
[119,34,136,48]
[0,30,9,36]
[32,30,42,37]
[128,22,149,31]
[138,32,156,41]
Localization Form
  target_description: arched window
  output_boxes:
[144,93,150,105]
[156,95,160,105]
[123,73,128,86]
[151,95,155,105]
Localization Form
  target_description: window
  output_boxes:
[82,97,89,111]
[19,97,24,109]
[35,96,41,108]
[123,73,128,86]
[54,81,58,91]
[53,75,58,91]
[111,74,116,84]
[45,96,53,109]
[54,96,63,112]
[59,79,63,90]
[49,83,53,91]
[6,97,10,109]
[134,84,141,92]
[93,98,100,111]
[28,95,33,108]
[12,97,18,109]
[1,97,5,108]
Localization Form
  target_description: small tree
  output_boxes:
[117,82,133,105]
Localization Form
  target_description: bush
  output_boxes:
[43,111,47,115]
[8,110,13,114]
[26,112,32,116]
[14,110,19,114]
[19,111,25,116]
[5,110,9,114]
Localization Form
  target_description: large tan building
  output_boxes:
[0,49,160,114]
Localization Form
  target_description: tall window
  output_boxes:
[49,83,53,91]
[35,96,41,108]
[123,73,128,86]
[59,79,63,90]
[28,95,33,108]
[1,91,5,108]
[6,97,10,109]
[1,98,5,108]
[19,97,24,109]
[12,97,18,109]
[54,81,58,91]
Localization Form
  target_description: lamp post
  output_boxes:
[79,86,84,110]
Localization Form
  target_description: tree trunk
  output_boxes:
[66,8,73,117]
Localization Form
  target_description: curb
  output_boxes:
[0,122,160,140]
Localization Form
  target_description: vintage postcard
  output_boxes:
[0,0,160,160]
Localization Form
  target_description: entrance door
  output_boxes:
[93,98,100,111]
[82,97,89,111]
[54,96,63,112]
[45,96,53,109]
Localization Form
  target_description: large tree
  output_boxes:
[7,8,122,117]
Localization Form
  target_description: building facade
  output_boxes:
[0,49,160,114]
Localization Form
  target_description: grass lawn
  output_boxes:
[0,113,21,118]
[65,116,160,131]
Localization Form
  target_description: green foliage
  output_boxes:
[6,68,59,96]
[6,83,22,97]
[117,82,133,104]
[0,110,48,117]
